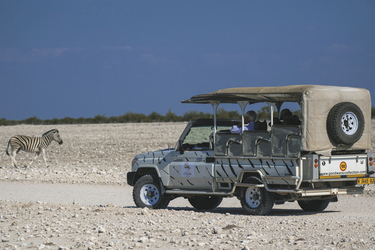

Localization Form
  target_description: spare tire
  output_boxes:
[326,102,365,145]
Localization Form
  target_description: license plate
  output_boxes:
[357,178,375,185]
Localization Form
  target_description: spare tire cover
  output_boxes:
[326,102,365,145]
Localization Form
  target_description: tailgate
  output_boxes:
[319,154,368,179]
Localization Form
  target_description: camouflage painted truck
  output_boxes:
[127,85,374,215]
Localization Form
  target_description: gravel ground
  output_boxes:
[0,123,186,185]
[0,122,375,249]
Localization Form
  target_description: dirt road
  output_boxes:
[0,181,244,209]
[1,180,375,213]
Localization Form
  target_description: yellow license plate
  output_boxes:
[357,178,375,185]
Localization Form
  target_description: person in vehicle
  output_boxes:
[290,114,302,125]
[280,109,292,124]
[280,109,301,125]
[231,110,256,133]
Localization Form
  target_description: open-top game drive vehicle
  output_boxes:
[127,85,374,215]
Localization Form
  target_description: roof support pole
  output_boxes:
[210,101,220,145]
[267,102,276,126]
[276,102,283,118]
[238,101,248,133]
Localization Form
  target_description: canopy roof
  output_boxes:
[182,85,364,104]
[182,85,371,153]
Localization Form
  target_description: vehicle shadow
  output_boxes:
[166,206,339,216]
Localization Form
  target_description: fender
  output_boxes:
[137,165,168,196]
[237,170,264,184]
[128,165,161,185]
[231,170,264,194]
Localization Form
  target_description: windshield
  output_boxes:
[182,125,232,150]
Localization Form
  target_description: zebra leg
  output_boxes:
[41,148,49,167]
[28,152,40,167]
[9,151,17,168]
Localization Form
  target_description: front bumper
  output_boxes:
[127,172,136,186]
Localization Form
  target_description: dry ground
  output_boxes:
[0,123,187,185]
[0,122,375,249]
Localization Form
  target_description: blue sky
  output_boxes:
[1,1,374,120]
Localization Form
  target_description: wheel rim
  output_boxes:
[140,184,160,205]
[245,187,261,208]
[341,112,358,135]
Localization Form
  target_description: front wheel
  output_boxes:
[240,176,274,215]
[298,199,330,212]
[133,175,170,209]
[188,196,223,210]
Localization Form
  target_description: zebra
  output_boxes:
[6,129,63,168]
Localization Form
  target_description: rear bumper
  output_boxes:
[299,187,364,196]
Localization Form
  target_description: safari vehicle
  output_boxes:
[127,85,374,215]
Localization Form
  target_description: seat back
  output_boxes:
[215,133,242,156]
[242,131,271,157]
[271,125,302,158]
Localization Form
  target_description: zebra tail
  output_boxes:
[5,139,10,156]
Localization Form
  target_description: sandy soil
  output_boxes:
[0,122,375,249]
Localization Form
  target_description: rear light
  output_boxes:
[314,158,318,168]
[369,156,374,166]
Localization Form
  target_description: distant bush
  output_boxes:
[1,106,374,126]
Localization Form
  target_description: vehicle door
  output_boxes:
[166,126,215,191]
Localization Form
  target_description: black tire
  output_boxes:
[188,196,223,210]
[298,199,330,212]
[326,102,365,145]
[240,176,274,215]
[133,175,170,209]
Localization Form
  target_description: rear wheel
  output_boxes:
[298,199,330,212]
[188,196,223,210]
[240,176,274,215]
[133,175,170,209]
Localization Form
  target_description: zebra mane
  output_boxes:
[42,129,58,137]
